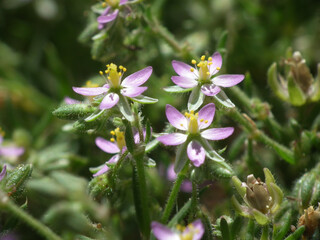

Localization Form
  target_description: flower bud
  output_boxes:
[268,50,320,106]
[231,168,283,225]
[298,205,320,240]
[53,104,96,120]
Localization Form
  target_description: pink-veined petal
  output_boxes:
[101,6,111,16]
[151,222,180,240]
[107,154,120,164]
[100,93,119,109]
[121,86,147,97]
[201,127,234,140]
[0,146,24,157]
[212,74,245,87]
[198,103,215,130]
[72,87,108,96]
[97,9,119,23]
[201,84,221,96]
[165,104,188,130]
[119,0,128,5]
[209,52,222,75]
[171,76,198,88]
[172,60,197,78]
[93,164,110,177]
[182,219,205,240]
[121,66,153,87]
[187,140,205,167]
[157,133,187,146]
[95,137,120,154]
[0,165,7,181]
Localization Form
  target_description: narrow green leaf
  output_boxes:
[288,72,306,106]
[131,95,158,104]
[163,85,193,93]
[85,109,105,122]
[273,210,292,240]
[220,218,231,240]
[168,199,192,227]
[267,63,288,101]
[188,86,204,111]
[284,226,305,240]
[212,90,235,108]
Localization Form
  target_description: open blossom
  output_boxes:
[157,103,234,167]
[151,219,204,240]
[73,64,152,110]
[93,128,145,177]
[97,0,128,29]
[171,52,244,96]
[0,129,24,158]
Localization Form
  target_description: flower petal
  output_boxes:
[201,84,221,96]
[121,66,153,87]
[157,133,187,146]
[93,164,110,177]
[165,104,188,130]
[201,127,234,140]
[64,97,80,105]
[119,0,128,5]
[0,165,7,182]
[171,76,198,88]
[187,140,206,167]
[183,219,205,240]
[212,74,244,87]
[172,60,197,78]
[151,222,180,240]
[198,103,215,129]
[95,137,120,153]
[167,164,176,181]
[101,6,111,16]
[72,87,108,96]
[107,154,120,164]
[100,93,119,109]
[209,52,222,75]
[97,9,119,23]
[121,86,147,97]
[0,146,24,157]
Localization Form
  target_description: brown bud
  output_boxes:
[298,205,320,239]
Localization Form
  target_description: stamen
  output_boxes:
[204,120,208,123]
[119,65,123,70]
[206,72,210,75]
[208,62,213,65]
[201,55,205,61]
[216,67,221,70]
[190,110,194,114]
[105,70,109,74]
[99,71,104,75]
[200,119,204,122]
[118,72,122,76]
[123,68,127,72]
[110,130,115,135]
[190,68,194,72]
[191,59,197,65]
[180,124,184,127]
[110,138,115,142]
[102,2,107,7]
[208,57,212,61]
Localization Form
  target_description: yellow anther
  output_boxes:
[190,68,194,72]
[206,72,210,75]
[204,120,208,123]
[99,71,104,75]
[216,67,221,70]
[184,112,189,117]
[208,57,212,61]
[190,110,194,114]
[195,113,198,116]
[118,72,122,76]
[197,63,201,67]
[191,59,197,65]
[107,76,111,80]
[102,2,107,7]
[105,70,109,74]
[180,123,184,127]
[208,62,213,65]
[110,130,115,135]
[123,68,127,72]
[200,119,204,122]
[106,64,110,67]
[110,138,115,142]
[116,127,120,131]
[119,65,123,70]
[201,55,205,61]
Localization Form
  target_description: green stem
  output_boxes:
[0,192,61,240]
[261,225,269,240]
[161,163,188,223]
[133,150,150,239]
[214,100,295,164]
[188,177,199,222]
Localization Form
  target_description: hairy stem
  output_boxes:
[0,192,62,240]
[161,163,188,223]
